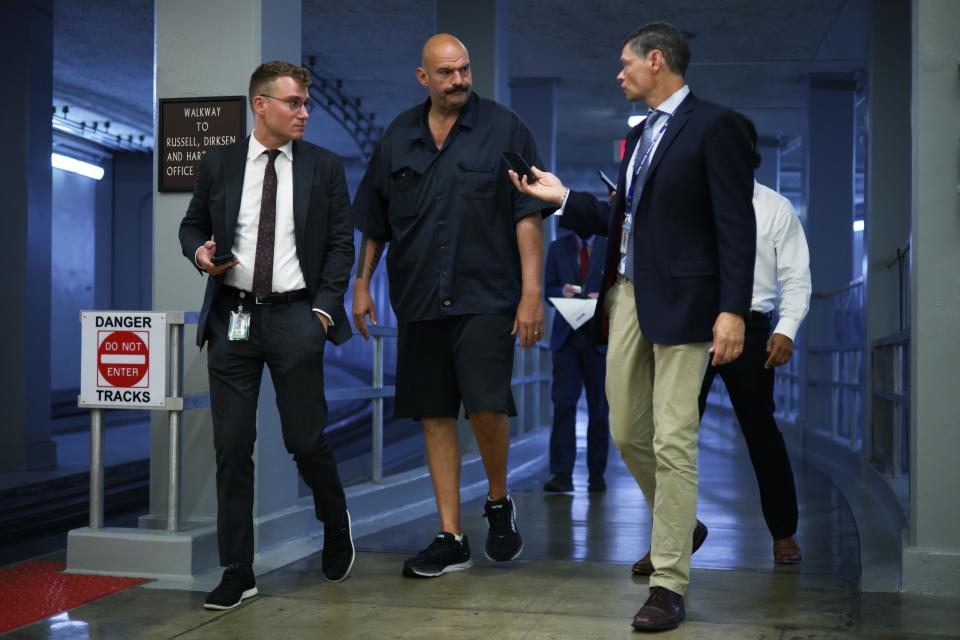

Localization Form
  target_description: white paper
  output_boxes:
[549,297,598,330]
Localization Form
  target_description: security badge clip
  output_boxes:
[228,303,251,341]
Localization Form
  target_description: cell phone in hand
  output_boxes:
[211,253,237,265]
[598,170,617,193]
[502,151,538,183]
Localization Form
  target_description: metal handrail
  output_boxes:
[87,317,552,529]
[812,277,863,298]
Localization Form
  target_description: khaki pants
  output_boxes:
[604,278,710,595]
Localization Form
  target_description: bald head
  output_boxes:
[417,33,473,114]
[421,33,469,68]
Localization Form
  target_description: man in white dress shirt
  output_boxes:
[179,61,356,610]
[697,116,811,565]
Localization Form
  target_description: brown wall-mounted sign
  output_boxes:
[158,96,247,192]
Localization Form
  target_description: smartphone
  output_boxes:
[211,253,237,265]
[502,151,538,183]
[598,170,617,193]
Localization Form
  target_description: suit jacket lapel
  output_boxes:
[292,140,313,251]
[645,93,696,181]
[223,137,249,246]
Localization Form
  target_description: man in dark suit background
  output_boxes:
[543,231,609,493]
[510,23,755,632]
[179,60,356,611]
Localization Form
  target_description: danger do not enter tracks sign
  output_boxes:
[80,312,167,409]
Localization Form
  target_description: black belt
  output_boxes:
[223,285,309,305]
[750,310,773,321]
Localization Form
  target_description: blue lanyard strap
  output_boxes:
[625,112,673,210]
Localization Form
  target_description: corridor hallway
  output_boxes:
[5,412,959,639]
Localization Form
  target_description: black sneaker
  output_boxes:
[402,532,473,578]
[483,495,523,561]
[204,564,257,610]
[323,510,356,582]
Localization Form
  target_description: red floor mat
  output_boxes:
[0,560,149,633]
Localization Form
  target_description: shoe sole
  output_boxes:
[631,613,684,631]
[484,499,523,562]
[484,542,524,562]
[325,510,356,583]
[203,587,258,610]
[402,559,474,578]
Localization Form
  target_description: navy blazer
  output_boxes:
[545,234,607,352]
[179,137,355,347]
[560,92,756,345]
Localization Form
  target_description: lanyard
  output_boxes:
[620,113,673,262]
[624,112,673,212]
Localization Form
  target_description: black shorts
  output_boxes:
[395,313,517,419]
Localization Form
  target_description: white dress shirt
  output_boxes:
[752,181,811,341]
[225,134,305,293]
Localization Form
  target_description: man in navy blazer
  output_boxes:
[179,61,356,610]
[510,23,755,632]
[543,231,609,493]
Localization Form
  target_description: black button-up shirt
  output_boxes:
[353,92,546,322]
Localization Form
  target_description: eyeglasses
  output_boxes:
[259,94,313,113]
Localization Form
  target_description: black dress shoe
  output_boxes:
[631,586,685,631]
[543,474,573,492]
[631,520,708,576]
[204,564,257,610]
[588,476,606,492]
[323,510,355,582]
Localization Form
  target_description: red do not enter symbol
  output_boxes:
[97,330,149,388]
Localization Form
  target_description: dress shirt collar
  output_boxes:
[650,84,690,117]
[247,133,293,163]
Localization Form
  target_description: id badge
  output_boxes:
[620,212,632,255]
[227,304,251,341]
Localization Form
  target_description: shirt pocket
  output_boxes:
[389,165,424,218]
[457,156,497,200]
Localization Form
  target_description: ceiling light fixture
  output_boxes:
[51,152,104,180]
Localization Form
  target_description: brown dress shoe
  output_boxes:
[631,586,685,631]
[773,536,802,564]
[631,520,708,576]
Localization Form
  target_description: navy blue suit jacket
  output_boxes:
[545,234,607,352]
[560,92,756,345]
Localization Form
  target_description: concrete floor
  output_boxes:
[6,413,960,639]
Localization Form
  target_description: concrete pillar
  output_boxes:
[806,73,857,294]
[435,0,509,105]
[0,0,56,470]
[904,0,960,596]
[153,0,305,522]
[64,0,318,576]
[863,0,912,473]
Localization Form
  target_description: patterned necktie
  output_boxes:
[252,149,282,299]
[622,110,664,279]
[579,238,590,284]
[629,109,663,215]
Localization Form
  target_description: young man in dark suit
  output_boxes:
[179,60,356,610]
[510,22,756,632]
[543,231,610,493]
